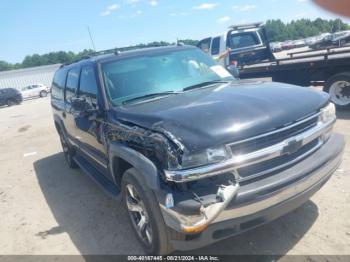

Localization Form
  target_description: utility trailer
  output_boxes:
[239,45,350,109]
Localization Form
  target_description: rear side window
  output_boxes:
[51,69,67,100]
[65,67,80,101]
[197,37,212,54]
[211,37,221,55]
[79,66,98,108]
[229,32,260,49]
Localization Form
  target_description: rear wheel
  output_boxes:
[6,99,15,106]
[59,131,78,168]
[40,90,47,97]
[325,73,350,110]
[122,168,173,255]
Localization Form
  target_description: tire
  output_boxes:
[40,90,48,97]
[324,73,350,110]
[58,131,78,169]
[6,99,15,107]
[122,168,173,255]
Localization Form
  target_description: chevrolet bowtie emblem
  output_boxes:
[282,139,303,155]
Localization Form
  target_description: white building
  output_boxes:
[0,64,61,90]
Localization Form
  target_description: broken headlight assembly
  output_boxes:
[180,146,229,169]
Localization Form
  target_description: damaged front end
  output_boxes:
[160,175,239,234]
[105,118,239,234]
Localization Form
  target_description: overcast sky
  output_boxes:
[0,0,348,63]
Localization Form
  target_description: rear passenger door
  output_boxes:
[64,66,81,146]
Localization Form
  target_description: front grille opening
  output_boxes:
[238,139,320,185]
[230,115,318,156]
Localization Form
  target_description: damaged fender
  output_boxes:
[109,142,160,190]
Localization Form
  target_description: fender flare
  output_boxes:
[108,142,161,190]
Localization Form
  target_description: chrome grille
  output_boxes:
[237,138,321,183]
[229,114,319,156]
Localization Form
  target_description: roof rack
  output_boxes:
[228,22,264,31]
[60,44,180,67]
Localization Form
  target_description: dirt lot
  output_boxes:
[0,96,349,255]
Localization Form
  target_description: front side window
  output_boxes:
[65,67,80,101]
[79,66,98,108]
[102,48,234,106]
[229,32,260,49]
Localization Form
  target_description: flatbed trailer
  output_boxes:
[239,46,350,109]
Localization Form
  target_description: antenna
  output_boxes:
[87,26,96,51]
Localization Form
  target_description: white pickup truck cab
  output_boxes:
[197,22,274,67]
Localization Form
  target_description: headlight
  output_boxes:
[181,146,228,169]
[320,103,336,123]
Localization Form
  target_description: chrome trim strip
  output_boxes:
[238,139,323,182]
[164,117,335,183]
[79,147,108,169]
[227,111,320,148]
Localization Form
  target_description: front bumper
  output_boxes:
[160,133,344,251]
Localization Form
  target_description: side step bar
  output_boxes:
[73,154,121,199]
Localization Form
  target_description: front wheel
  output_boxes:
[122,168,173,255]
[6,99,15,107]
[325,73,350,110]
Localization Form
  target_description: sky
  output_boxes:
[0,0,349,63]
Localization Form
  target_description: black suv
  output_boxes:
[0,88,23,106]
[51,45,344,254]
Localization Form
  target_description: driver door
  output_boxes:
[73,65,108,173]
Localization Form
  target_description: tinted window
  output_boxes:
[51,68,67,100]
[211,37,221,55]
[65,67,80,101]
[197,38,212,53]
[229,32,260,49]
[79,66,98,108]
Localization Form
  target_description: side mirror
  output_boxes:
[71,97,98,116]
[227,65,240,78]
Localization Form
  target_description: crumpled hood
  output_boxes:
[113,80,329,152]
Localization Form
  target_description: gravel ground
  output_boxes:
[0,95,349,256]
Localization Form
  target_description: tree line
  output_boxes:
[1,18,349,72]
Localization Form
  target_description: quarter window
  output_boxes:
[65,67,80,101]
[52,68,68,100]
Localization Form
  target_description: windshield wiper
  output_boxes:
[183,80,230,92]
[122,91,180,105]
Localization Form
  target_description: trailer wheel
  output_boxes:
[325,73,350,110]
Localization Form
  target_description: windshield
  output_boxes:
[102,48,234,106]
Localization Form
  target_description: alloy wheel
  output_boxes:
[125,184,153,247]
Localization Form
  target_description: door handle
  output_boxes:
[62,112,66,118]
